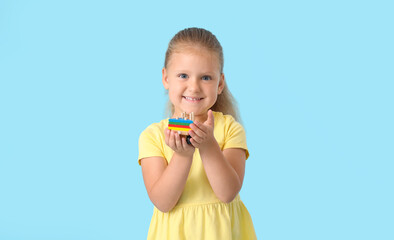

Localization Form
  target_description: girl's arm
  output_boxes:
[199,142,246,203]
[189,110,246,203]
[140,129,195,213]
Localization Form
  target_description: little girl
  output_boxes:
[138,27,256,240]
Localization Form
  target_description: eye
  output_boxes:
[178,73,188,79]
[202,75,212,81]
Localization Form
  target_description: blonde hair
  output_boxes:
[164,27,240,122]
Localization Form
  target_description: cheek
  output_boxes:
[210,85,220,96]
[208,88,219,101]
[168,86,182,99]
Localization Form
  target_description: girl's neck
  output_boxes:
[193,114,208,123]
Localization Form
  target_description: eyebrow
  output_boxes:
[201,72,215,75]
[175,70,216,75]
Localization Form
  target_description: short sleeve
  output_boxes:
[222,117,250,160]
[138,125,165,165]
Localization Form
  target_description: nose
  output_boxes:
[187,78,201,92]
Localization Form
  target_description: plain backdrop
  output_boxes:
[1,0,393,239]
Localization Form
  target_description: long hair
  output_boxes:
[164,27,240,122]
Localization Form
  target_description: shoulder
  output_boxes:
[213,111,245,133]
[138,118,169,165]
[139,118,168,142]
[213,111,249,159]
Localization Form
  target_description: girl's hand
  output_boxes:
[188,110,216,149]
[164,128,195,157]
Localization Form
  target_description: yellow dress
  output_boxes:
[138,111,257,240]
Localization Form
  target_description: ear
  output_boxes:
[218,73,225,94]
[162,67,169,90]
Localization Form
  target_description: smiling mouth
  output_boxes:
[183,96,203,102]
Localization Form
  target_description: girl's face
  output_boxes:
[162,47,224,122]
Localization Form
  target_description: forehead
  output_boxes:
[168,47,220,72]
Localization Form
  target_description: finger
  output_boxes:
[175,131,182,149]
[195,120,210,132]
[185,138,195,149]
[188,130,203,143]
[164,128,170,145]
[190,137,199,148]
[181,135,189,149]
[204,109,214,127]
[190,123,206,137]
[168,130,176,149]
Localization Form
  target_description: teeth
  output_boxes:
[184,96,201,101]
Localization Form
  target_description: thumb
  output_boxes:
[204,110,214,126]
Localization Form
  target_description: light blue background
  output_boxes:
[1,0,393,239]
